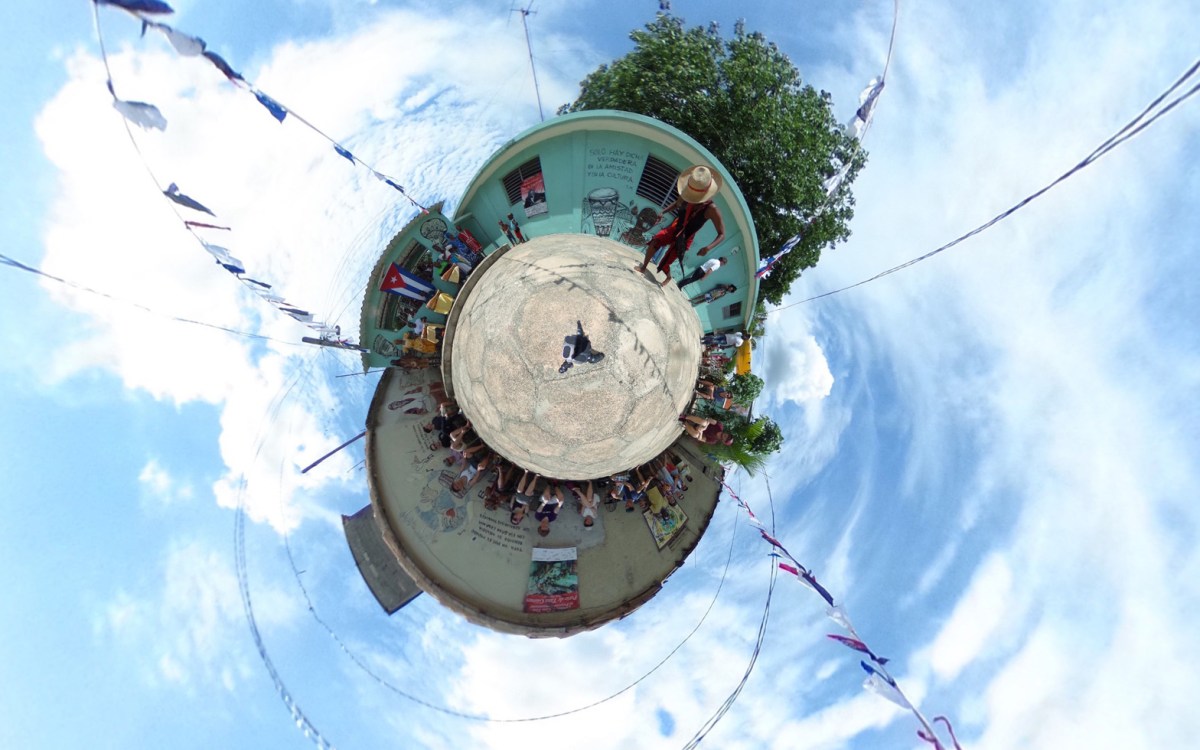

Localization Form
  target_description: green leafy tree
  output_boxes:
[744,417,784,455]
[726,372,764,406]
[560,15,865,304]
[689,403,785,472]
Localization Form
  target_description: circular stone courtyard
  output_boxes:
[447,234,702,479]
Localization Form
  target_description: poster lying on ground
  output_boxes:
[644,505,688,550]
[524,546,579,613]
[521,173,548,217]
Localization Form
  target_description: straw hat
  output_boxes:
[676,165,722,204]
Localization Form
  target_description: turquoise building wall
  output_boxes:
[454,110,760,333]
[360,110,760,370]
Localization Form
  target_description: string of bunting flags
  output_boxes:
[719,479,963,749]
[91,0,433,344]
[95,0,428,213]
[756,0,896,281]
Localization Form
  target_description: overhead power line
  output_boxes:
[772,56,1200,315]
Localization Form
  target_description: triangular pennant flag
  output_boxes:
[145,21,205,56]
[164,183,215,216]
[113,98,167,131]
[203,50,244,82]
[201,242,234,263]
[184,220,230,231]
[334,145,355,164]
[254,91,287,123]
[850,77,885,139]
[96,0,175,15]
[826,605,853,632]
[779,563,800,577]
[862,671,911,709]
[239,277,272,290]
[201,243,243,274]
[859,660,896,686]
[759,530,783,548]
[802,571,836,607]
[827,634,888,664]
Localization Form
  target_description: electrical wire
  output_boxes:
[1,251,301,346]
[680,472,778,749]
[771,56,1200,315]
[272,456,747,723]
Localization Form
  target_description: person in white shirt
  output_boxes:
[701,331,745,349]
[677,256,727,288]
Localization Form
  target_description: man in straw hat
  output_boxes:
[634,165,726,287]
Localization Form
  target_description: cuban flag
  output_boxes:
[380,263,434,300]
[756,233,802,279]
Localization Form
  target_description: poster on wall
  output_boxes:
[524,546,579,613]
[521,173,548,217]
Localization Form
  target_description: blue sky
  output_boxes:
[2,0,1198,748]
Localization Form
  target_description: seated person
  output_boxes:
[627,466,653,512]
[534,482,565,537]
[443,426,479,464]
[608,475,632,511]
[424,402,464,443]
[694,380,733,406]
[484,460,515,510]
[680,415,733,446]
[572,480,599,528]
[511,469,539,526]
[451,450,491,494]
[401,332,438,355]
[653,456,688,493]
[689,283,737,306]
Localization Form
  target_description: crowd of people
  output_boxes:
[395,163,750,531]
[421,390,695,538]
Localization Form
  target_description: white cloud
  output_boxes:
[799,0,1200,745]
[34,7,596,533]
[137,457,195,507]
[925,553,1015,683]
[763,319,835,407]
[96,538,299,690]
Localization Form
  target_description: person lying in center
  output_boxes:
[535,482,565,537]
